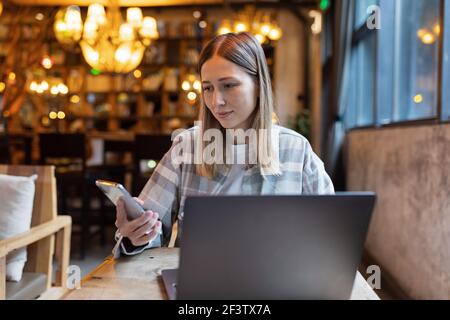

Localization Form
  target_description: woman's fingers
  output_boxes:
[132,225,161,246]
[115,199,162,247]
[133,215,159,237]
[133,197,144,206]
[115,198,128,228]
[129,211,158,232]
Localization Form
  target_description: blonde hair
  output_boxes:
[197,32,280,178]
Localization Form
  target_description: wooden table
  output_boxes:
[61,248,380,300]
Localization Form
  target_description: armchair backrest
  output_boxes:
[0,165,57,287]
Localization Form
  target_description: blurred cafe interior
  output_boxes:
[0,0,449,300]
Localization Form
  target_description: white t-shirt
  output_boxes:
[210,144,249,195]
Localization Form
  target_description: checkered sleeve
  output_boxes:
[116,135,184,256]
[301,140,335,195]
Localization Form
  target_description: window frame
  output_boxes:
[348,0,448,130]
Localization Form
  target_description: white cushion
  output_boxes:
[0,174,37,282]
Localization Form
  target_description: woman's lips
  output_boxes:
[216,111,233,119]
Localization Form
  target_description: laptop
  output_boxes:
[161,193,376,300]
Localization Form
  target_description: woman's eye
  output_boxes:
[202,87,212,92]
[224,83,238,89]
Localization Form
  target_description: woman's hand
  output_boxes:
[115,197,162,247]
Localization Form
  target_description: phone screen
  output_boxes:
[96,180,145,220]
[96,181,129,206]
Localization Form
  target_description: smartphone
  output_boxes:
[95,179,144,220]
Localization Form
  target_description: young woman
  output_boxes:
[114,32,334,255]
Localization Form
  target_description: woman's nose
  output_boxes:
[212,90,226,108]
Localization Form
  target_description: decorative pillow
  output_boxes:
[0,174,37,282]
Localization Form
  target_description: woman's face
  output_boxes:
[201,55,258,130]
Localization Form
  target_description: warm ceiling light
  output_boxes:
[49,111,57,119]
[127,7,143,27]
[255,33,265,44]
[41,56,53,69]
[217,8,282,44]
[193,80,201,91]
[70,95,80,103]
[57,111,66,119]
[140,17,159,39]
[0,82,5,92]
[193,10,202,19]
[35,13,44,21]
[36,85,44,94]
[87,3,106,25]
[8,72,16,81]
[147,160,157,169]
[77,1,159,73]
[260,23,271,36]
[218,26,231,35]
[234,22,248,33]
[187,91,197,101]
[41,116,50,126]
[182,80,191,91]
[133,69,142,78]
[41,81,49,91]
[58,83,69,95]
[54,6,83,46]
[414,94,423,104]
[268,26,282,41]
[53,1,158,74]
[433,24,441,36]
[50,86,59,95]
[421,32,436,45]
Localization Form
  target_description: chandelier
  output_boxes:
[217,6,282,44]
[54,1,159,73]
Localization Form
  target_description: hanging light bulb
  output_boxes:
[55,1,159,74]
[140,17,159,39]
[268,25,282,41]
[65,6,82,30]
[187,91,197,101]
[182,80,191,91]
[217,10,282,43]
[30,81,38,92]
[259,15,272,36]
[119,23,135,41]
[83,20,98,42]
[217,20,232,35]
[54,6,83,46]
[57,111,66,119]
[255,33,265,44]
[115,44,133,64]
[234,21,248,33]
[87,3,106,25]
[41,80,49,91]
[433,23,441,36]
[41,56,53,69]
[49,111,58,120]
[193,80,201,91]
[127,7,143,28]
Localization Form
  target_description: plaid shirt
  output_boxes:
[118,125,334,255]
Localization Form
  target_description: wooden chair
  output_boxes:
[0,165,72,300]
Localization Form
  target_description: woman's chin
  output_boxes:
[217,119,235,129]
